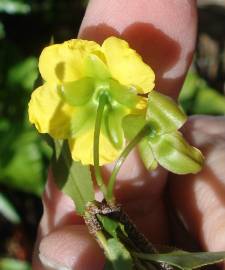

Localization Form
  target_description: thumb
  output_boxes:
[33,1,197,270]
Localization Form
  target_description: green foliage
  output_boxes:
[0,192,21,223]
[0,0,31,14]
[0,123,50,195]
[179,71,225,115]
[52,140,95,214]
[97,215,133,270]
[135,250,225,270]
[0,22,5,40]
[105,238,133,270]
[0,258,31,270]
[7,57,38,91]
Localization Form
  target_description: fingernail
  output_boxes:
[39,253,71,270]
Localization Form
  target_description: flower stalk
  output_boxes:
[107,124,152,202]
[94,93,108,197]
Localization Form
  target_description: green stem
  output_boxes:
[96,231,109,251]
[107,125,152,202]
[94,93,108,197]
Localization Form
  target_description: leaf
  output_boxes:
[193,87,225,115]
[97,214,120,239]
[0,258,31,270]
[0,125,48,195]
[52,140,94,214]
[0,21,5,39]
[135,250,225,270]
[179,71,225,115]
[0,0,31,14]
[96,214,133,269]
[149,132,204,174]
[7,57,38,91]
[106,238,133,270]
[104,260,115,270]
[0,193,21,224]
[147,91,187,134]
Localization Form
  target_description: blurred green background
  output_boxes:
[0,0,224,269]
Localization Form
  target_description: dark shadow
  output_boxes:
[55,62,65,81]
[81,22,183,98]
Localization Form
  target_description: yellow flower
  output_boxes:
[28,37,155,165]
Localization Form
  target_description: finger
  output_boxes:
[79,0,197,99]
[79,0,197,240]
[34,1,197,269]
[170,116,225,254]
[38,225,104,270]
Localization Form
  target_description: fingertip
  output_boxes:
[79,0,197,98]
[38,225,105,270]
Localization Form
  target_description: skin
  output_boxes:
[33,1,225,269]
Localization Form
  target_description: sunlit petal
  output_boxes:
[102,37,155,94]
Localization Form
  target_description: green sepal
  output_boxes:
[147,91,187,134]
[149,132,204,174]
[135,250,225,270]
[52,140,94,214]
[122,114,147,141]
[60,77,94,106]
[70,104,95,136]
[105,106,127,149]
[85,54,110,80]
[138,137,158,171]
[109,79,141,108]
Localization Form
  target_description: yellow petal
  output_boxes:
[102,37,155,94]
[28,83,75,138]
[69,130,120,165]
[39,39,101,83]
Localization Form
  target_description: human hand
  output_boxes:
[32,1,225,269]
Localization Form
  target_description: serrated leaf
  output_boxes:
[52,140,94,214]
[135,250,225,270]
[106,238,133,270]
